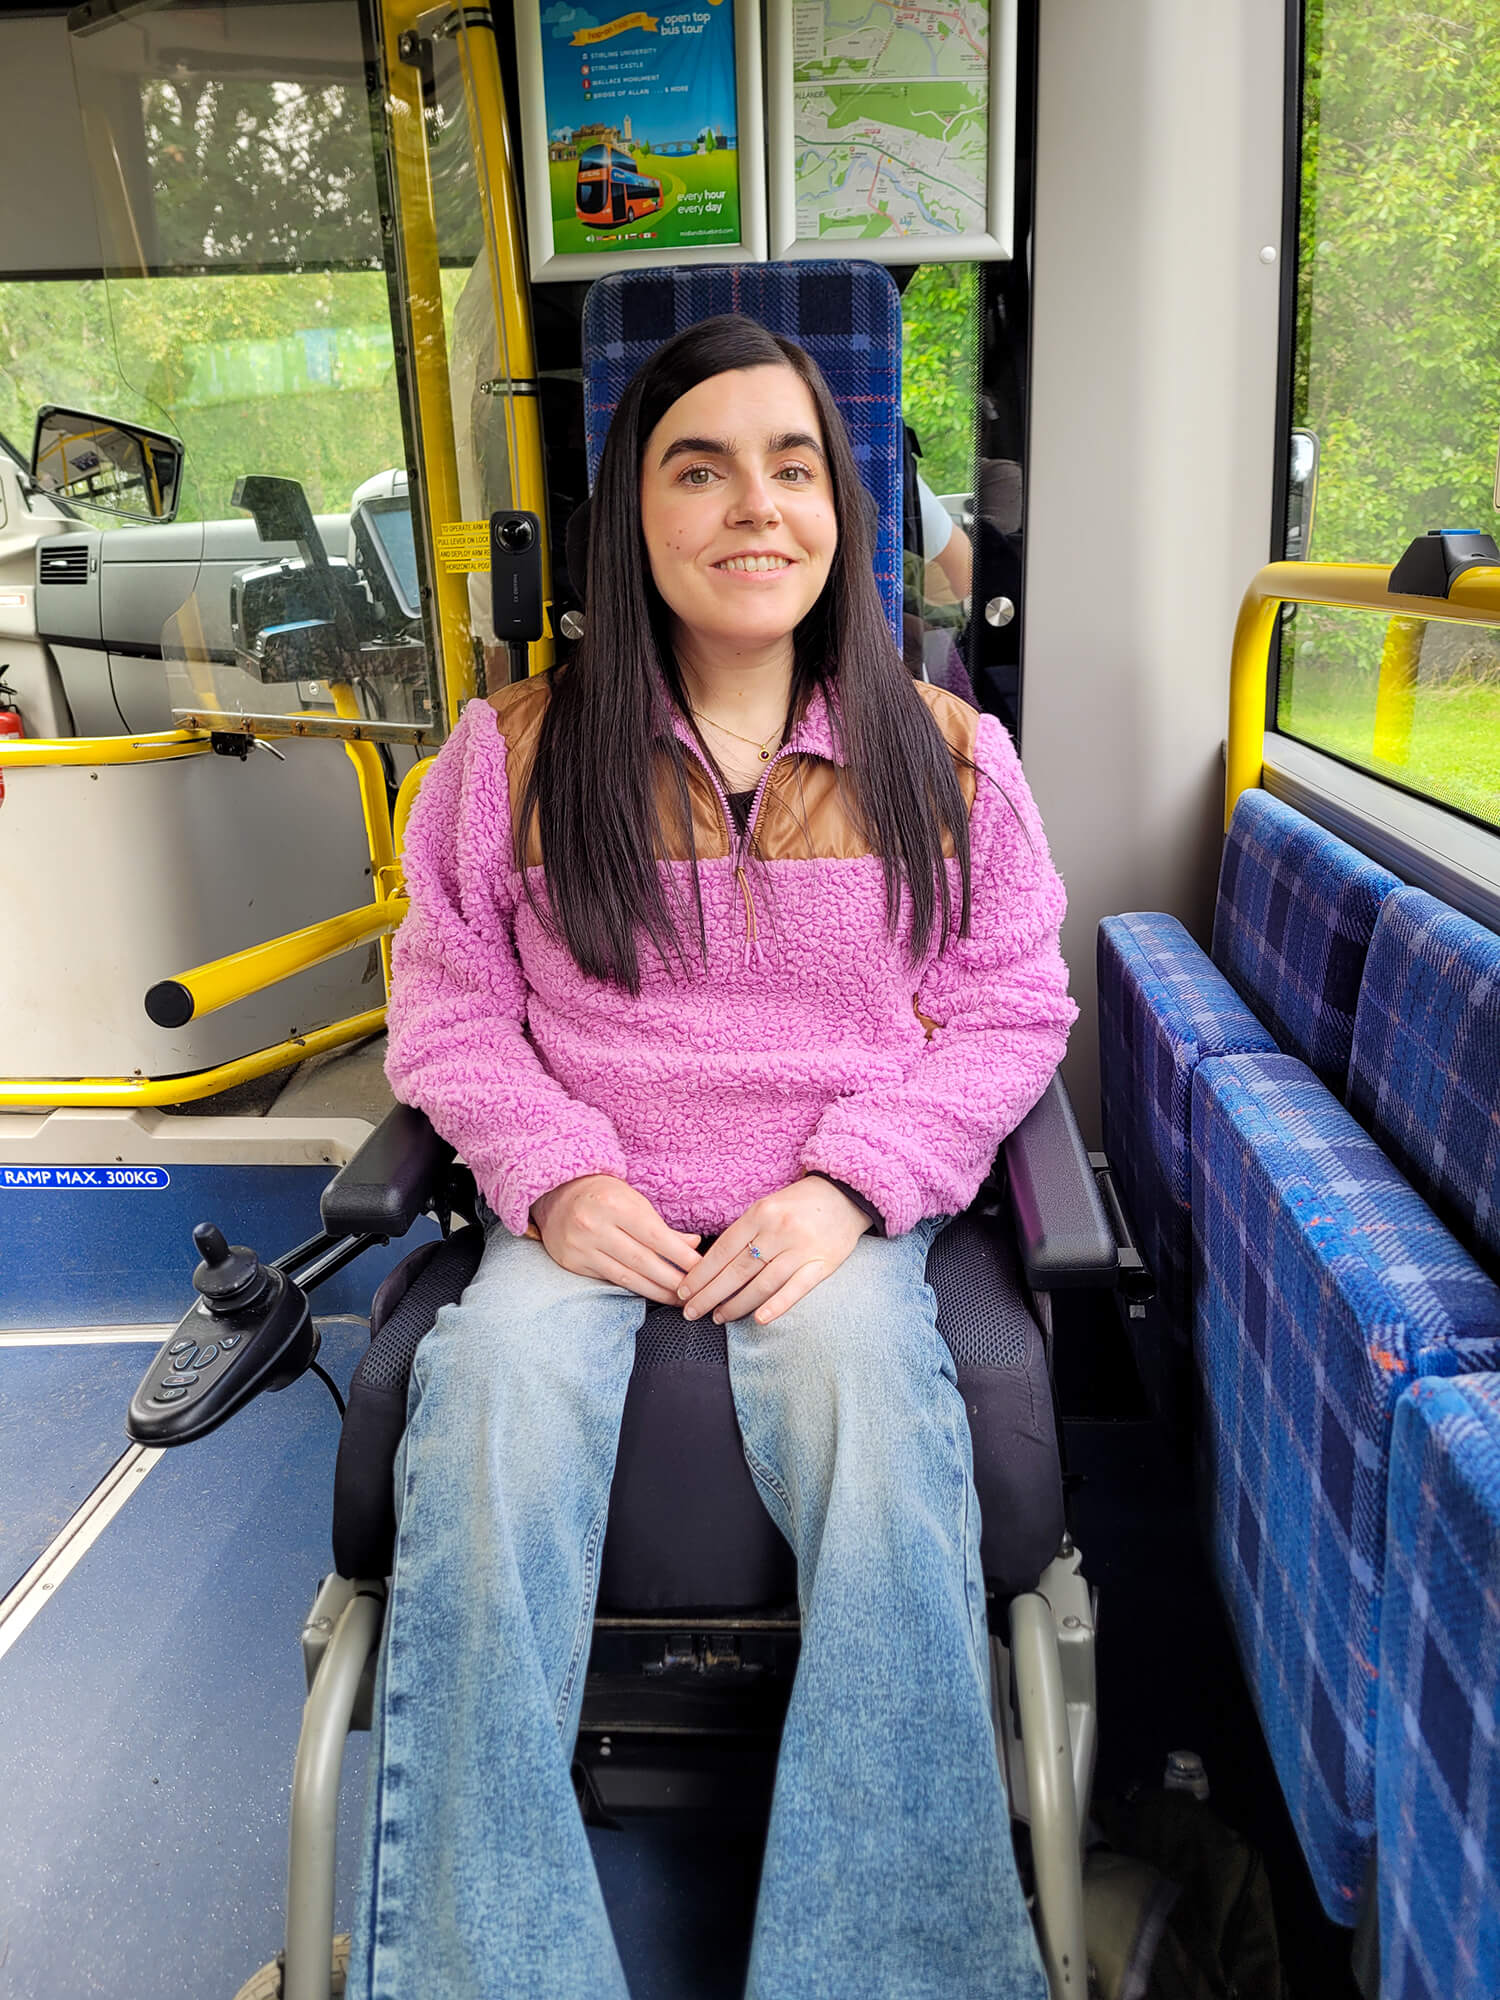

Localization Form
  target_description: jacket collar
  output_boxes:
[663,680,846,769]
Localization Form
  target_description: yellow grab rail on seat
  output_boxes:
[1226,559,1500,830]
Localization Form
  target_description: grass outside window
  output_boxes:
[1279,606,1500,831]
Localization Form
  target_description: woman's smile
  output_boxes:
[710,550,797,577]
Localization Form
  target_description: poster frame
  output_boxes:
[515,0,767,282]
[765,0,1016,264]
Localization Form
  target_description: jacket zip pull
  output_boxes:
[735,863,762,969]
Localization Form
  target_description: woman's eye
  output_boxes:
[776,463,815,483]
[677,464,718,487]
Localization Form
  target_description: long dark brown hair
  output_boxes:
[515,314,975,992]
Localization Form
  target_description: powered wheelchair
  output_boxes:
[127,1072,1126,2000]
[126,261,1135,1998]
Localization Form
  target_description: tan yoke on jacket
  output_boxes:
[486,674,982,872]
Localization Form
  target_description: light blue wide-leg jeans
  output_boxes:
[349,1216,1047,2000]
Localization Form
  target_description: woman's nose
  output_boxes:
[729,468,781,526]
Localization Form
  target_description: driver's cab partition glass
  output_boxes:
[1283,0,1500,809]
[894,259,1028,743]
[897,265,986,719]
[62,0,437,742]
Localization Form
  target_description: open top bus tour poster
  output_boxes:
[519,0,764,277]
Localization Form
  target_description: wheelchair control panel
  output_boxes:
[126,1223,317,1446]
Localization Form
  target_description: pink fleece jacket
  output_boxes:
[385,683,1077,1239]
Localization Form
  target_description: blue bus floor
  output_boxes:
[0,1337,162,1589]
[0,1339,1359,1999]
[0,1320,763,2000]
[0,1321,372,2000]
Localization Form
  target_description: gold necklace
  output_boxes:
[690,706,784,762]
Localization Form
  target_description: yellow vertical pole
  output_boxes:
[1371,616,1424,769]
[380,0,480,724]
[454,18,554,675]
[330,681,398,986]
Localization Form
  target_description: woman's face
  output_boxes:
[638,364,839,657]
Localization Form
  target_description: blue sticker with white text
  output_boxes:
[1,1165,171,1190]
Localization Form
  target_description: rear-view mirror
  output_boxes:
[31,406,184,522]
[1285,426,1319,561]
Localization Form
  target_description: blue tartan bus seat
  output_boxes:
[1378,1371,1500,2000]
[1097,789,1400,1428]
[1192,887,1500,1925]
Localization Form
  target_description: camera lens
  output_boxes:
[497,517,534,552]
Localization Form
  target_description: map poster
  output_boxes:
[516,0,766,279]
[766,0,1015,264]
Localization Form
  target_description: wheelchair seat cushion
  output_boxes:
[333,1212,1064,1609]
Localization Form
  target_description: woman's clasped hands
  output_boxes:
[530,1172,872,1326]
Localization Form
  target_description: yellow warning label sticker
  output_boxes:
[434,521,492,573]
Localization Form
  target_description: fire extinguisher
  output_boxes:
[0,674,22,807]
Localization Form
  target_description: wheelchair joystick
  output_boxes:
[126,1223,318,1447]
[191,1223,272,1313]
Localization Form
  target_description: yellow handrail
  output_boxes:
[454,12,554,677]
[330,684,398,920]
[392,754,434,858]
[147,899,409,1027]
[0,729,209,766]
[1226,559,1500,829]
[0,1007,390,1111]
[381,0,479,721]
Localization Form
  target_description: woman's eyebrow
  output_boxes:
[766,430,825,459]
[657,430,827,467]
[659,434,731,466]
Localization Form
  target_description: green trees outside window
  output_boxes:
[1282,0,1500,830]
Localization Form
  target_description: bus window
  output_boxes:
[1279,0,1500,818]
[59,0,439,738]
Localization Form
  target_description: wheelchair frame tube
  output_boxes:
[284,1584,385,2000]
[1010,1591,1088,1997]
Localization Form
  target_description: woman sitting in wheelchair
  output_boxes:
[354,313,1076,1999]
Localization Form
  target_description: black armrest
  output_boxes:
[320,1103,456,1238]
[1001,1074,1117,1289]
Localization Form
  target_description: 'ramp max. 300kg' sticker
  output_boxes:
[1,1166,171,1189]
